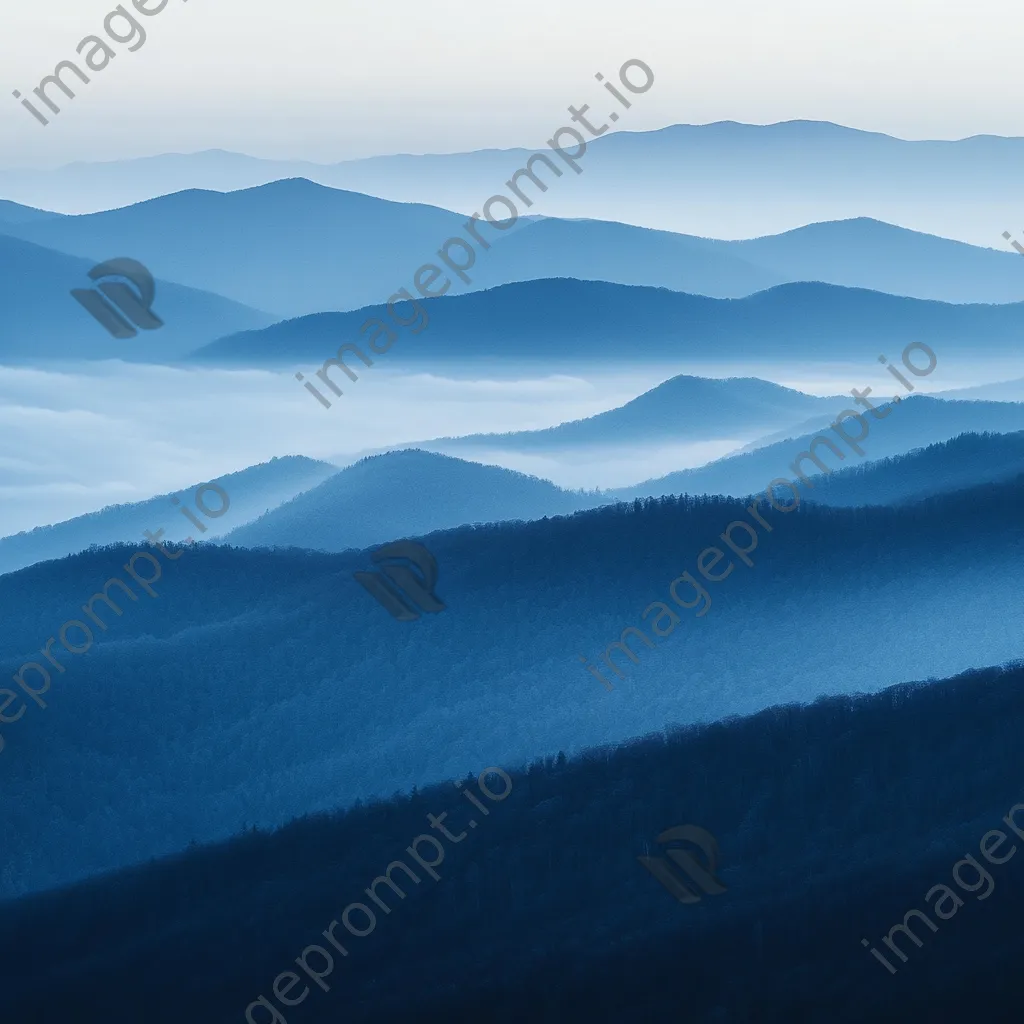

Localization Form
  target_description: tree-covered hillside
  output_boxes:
[2,475,1023,897]
[3,659,1024,1022]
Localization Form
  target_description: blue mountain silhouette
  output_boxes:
[7,176,1024,312]
[9,121,1024,243]
[795,430,1024,506]
[0,232,273,361]
[0,456,336,576]
[473,215,1024,304]
[2,179,485,318]
[228,421,1024,555]
[408,375,842,451]
[610,395,1024,500]
[0,198,61,226]
[190,278,1024,366]
[224,449,595,553]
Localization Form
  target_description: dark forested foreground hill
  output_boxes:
[3,476,1024,899]
[3,659,1024,1023]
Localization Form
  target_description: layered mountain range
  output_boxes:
[4,118,1024,1024]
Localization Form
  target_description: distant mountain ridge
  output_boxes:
[7,383,1021,580]
[611,395,1024,501]
[224,449,598,553]
[936,377,1024,402]
[0,232,273,362]
[225,427,1024,558]
[0,456,337,576]
[717,217,1024,303]
[190,278,1024,368]
[0,199,61,225]
[0,179,481,319]
[473,215,1024,305]
[6,121,1024,244]
[405,376,843,452]
[5,176,1024,313]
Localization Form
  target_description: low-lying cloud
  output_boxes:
[0,363,649,537]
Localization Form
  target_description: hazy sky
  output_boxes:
[1,0,1022,168]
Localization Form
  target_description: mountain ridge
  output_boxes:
[400,375,843,452]
[0,455,338,576]
[4,470,1024,897]
[0,232,274,362]
[6,178,1024,311]
[609,395,1024,500]
[189,277,1024,367]
[7,120,1024,243]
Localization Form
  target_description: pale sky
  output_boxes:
[0,0,1022,169]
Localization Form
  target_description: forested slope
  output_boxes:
[2,659,1023,1022]
[2,475,1023,897]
